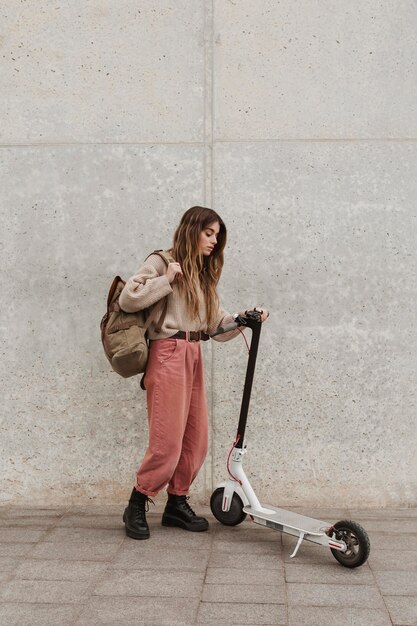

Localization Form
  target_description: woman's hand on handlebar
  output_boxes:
[238,307,269,322]
[254,307,269,322]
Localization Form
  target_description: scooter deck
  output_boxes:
[243,504,328,536]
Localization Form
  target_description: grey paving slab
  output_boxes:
[92,569,204,598]
[209,552,282,571]
[28,539,122,562]
[197,601,287,624]
[368,549,417,571]
[285,562,374,584]
[75,596,200,625]
[67,505,126,516]
[130,524,213,549]
[13,558,108,582]
[373,569,417,596]
[0,515,62,528]
[385,595,417,625]
[212,524,283,544]
[288,606,393,626]
[0,543,35,557]
[0,579,90,604]
[0,528,48,543]
[202,583,286,604]
[205,567,285,587]
[110,544,210,572]
[349,508,417,518]
[43,526,124,544]
[0,507,67,518]
[211,537,281,555]
[56,514,124,529]
[0,556,20,572]
[351,519,417,533]
[0,602,79,626]
[367,532,417,550]
[287,582,385,609]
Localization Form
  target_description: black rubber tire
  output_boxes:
[330,519,371,568]
[210,487,247,526]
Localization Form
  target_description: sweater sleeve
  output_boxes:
[118,254,173,313]
[208,304,243,342]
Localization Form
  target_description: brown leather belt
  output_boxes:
[171,331,210,342]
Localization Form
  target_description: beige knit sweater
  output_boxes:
[119,253,241,342]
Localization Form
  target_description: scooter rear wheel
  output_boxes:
[210,488,247,526]
[330,520,370,568]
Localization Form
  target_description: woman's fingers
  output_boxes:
[166,262,183,283]
[254,306,269,322]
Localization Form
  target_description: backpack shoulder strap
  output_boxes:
[148,249,175,265]
[143,249,174,333]
[143,298,167,332]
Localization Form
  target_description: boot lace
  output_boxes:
[181,496,196,516]
[132,496,154,515]
[143,496,155,513]
[144,497,154,513]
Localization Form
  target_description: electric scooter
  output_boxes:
[210,311,370,568]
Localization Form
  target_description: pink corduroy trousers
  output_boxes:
[135,338,209,497]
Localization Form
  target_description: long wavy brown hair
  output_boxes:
[170,206,227,327]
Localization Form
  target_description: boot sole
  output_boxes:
[161,514,209,532]
[123,511,150,540]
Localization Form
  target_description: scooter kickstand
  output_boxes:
[289,532,305,559]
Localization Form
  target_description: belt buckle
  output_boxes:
[187,331,199,342]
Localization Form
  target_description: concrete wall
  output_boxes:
[1,1,416,507]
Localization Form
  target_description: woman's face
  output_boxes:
[199,221,220,256]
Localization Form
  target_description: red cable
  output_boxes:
[227,434,243,485]
[238,327,250,353]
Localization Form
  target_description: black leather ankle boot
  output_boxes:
[161,494,209,532]
[123,488,152,540]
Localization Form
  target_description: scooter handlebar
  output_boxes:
[210,310,262,337]
[210,321,239,336]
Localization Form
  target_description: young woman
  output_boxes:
[119,206,269,539]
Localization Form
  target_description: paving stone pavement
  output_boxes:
[0,504,416,625]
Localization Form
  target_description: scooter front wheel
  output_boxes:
[330,520,370,568]
[210,488,247,526]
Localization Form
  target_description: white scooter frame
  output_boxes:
[210,312,370,568]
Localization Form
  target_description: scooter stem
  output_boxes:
[235,317,262,449]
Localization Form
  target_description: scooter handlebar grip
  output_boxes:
[210,321,239,337]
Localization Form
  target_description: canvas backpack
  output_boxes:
[100,250,173,378]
